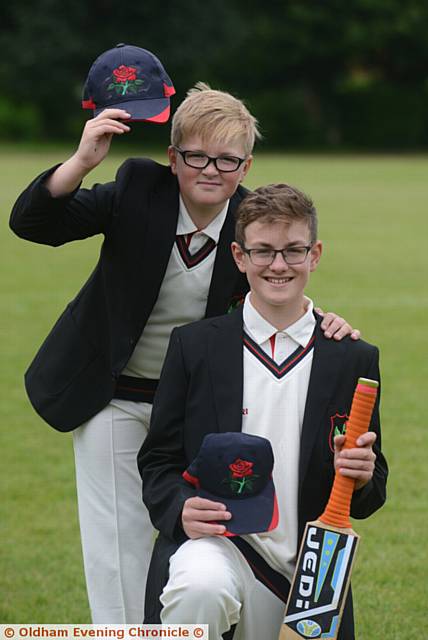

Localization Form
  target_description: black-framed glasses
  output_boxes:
[242,245,313,266]
[174,147,246,172]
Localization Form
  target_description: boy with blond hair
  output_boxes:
[138,183,387,639]
[11,83,357,623]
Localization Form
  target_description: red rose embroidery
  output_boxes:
[229,459,253,478]
[113,65,137,83]
[108,66,144,97]
[224,459,259,494]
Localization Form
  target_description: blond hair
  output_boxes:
[235,184,318,246]
[171,82,261,156]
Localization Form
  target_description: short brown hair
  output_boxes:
[171,82,261,156]
[235,183,318,246]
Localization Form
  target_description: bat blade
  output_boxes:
[280,520,359,639]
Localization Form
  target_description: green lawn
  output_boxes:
[1,146,427,637]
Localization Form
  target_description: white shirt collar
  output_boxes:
[243,293,316,348]
[176,194,229,243]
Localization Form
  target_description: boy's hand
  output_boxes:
[75,108,132,171]
[46,109,132,197]
[334,432,377,491]
[182,496,231,539]
[315,307,361,341]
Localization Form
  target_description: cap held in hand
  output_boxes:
[183,432,279,536]
[82,43,175,122]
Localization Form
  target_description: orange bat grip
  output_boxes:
[319,379,378,529]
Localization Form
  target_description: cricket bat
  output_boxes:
[279,377,379,640]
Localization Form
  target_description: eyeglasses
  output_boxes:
[242,245,313,266]
[174,147,246,173]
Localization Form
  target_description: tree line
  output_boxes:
[1,0,427,149]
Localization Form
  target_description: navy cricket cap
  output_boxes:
[82,43,175,122]
[183,432,278,536]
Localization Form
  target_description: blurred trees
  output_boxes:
[0,0,427,149]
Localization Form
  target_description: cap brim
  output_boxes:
[94,97,171,123]
[199,478,278,535]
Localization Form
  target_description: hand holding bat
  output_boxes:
[334,430,377,491]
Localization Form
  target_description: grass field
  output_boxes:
[1,145,427,637]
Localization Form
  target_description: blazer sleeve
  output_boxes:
[9,164,117,246]
[138,327,196,543]
[350,345,388,518]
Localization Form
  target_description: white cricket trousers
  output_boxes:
[160,537,286,640]
[73,399,154,623]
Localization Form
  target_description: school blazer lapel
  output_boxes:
[133,175,180,322]
[208,307,244,434]
[205,190,245,317]
[298,317,347,490]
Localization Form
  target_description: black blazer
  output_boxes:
[9,158,249,431]
[138,308,388,636]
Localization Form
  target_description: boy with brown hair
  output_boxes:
[138,183,387,639]
[11,75,357,623]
